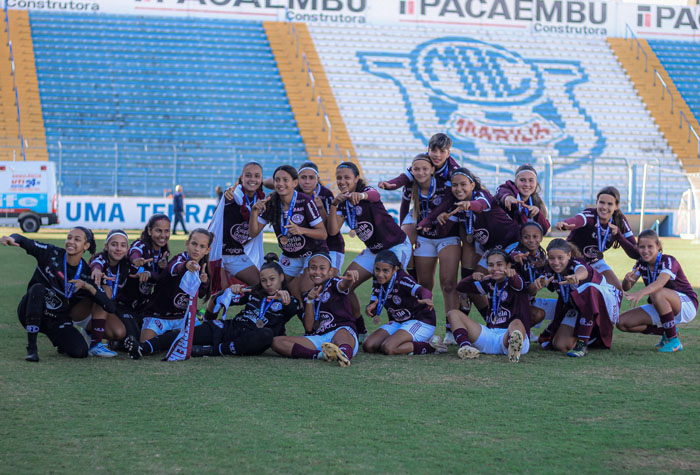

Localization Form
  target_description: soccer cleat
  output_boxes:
[429,335,448,354]
[321,342,350,367]
[507,330,524,363]
[25,345,39,362]
[123,335,143,360]
[443,331,457,346]
[457,344,480,359]
[567,339,588,358]
[658,336,683,353]
[88,342,118,358]
[655,334,668,348]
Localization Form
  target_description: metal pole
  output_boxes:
[639,163,648,234]
[114,143,118,197]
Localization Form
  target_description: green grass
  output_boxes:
[1,228,699,473]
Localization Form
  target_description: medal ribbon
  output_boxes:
[646,252,663,285]
[419,177,435,220]
[280,190,298,238]
[346,201,357,230]
[518,194,533,217]
[63,254,84,299]
[557,273,570,303]
[375,272,397,317]
[258,297,275,325]
[596,217,611,254]
[313,279,332,321]
[463,192,475,236]
[244,188,257,211]
[107,266,120,301]
[491,278,508,318]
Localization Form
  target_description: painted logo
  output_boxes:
[357,37,606,172]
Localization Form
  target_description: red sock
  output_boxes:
[642,325,665,336]
[453,328,471,347]
[339,344,354,360]
[291,343,319,359]
[412,341,435,355]
[659,312,678,339]
[90,319,105,348]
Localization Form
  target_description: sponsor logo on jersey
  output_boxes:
[280,234,306,253]
[474,228,489,245]
[230,223,250,244]
[356,221,373,242]
[271,301,283,311]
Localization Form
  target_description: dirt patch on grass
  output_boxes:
[612,449,700,473]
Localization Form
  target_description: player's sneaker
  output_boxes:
[88,342,117,358]
[457,343,480,359]
[124,335,142,360]
[657,336,683,353]
[429,335,447,354]
[507,330,524,363]
[567,339,588,358]
[655,334,668,348]
[443,331,457,346]
[321,342,350,367]
[25,344,39,362]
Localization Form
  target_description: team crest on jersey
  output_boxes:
[139,281,153,294]
[320,291,331,303]
[45,289,62,310]
[280,255,291,267]
[271,301,283,312]
[354,205,363,216]
[173,292,189,309]
[432,196,442,206]
[230,223,250,244]
[291,213,304,225]
[357,37,605,173]
[582,245,600,260]
[43,265,55,279]
[392,295,402,305]
[579,317,594,327]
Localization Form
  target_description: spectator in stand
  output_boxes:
[215,186,224,203]
[172,185,187,235]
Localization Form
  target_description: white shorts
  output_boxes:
[414,235,461,258]
[279,254,312,278]
[222,254,255,277]
[305,326,359,357]
[354,236,412,273]
[329,251,345,272]
[642,291,698,327]
[142,317,185,336]
[591,259,612,274]
[560,308,579,327]
[474,325,531,355]
[532,297,558,328]
[474,241,487,269]
[380,320,435,342]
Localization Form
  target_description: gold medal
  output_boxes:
[279,235,289,246]
[256,319,265,329]
[349,230,356,238]
[466,234,474,244]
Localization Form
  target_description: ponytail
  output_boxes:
[73,226,96,256]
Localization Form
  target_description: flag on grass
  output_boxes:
[164,270,201,361]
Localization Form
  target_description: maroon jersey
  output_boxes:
[563,208,638,264]
[144,252,209,320]
[452,189,519,251]
[457,273,531,334]
[508,243,547,301]
[495,180,550,234]
[226,291,300,337]
[316,185,345,254]
[259,192,325,258]
[369,270,435,325]
[89,253,132,308]
[401,176,458,239]
[222,188,259,256]
[635,254,698,309]
[304,277,356,335]
[127,238,167,308]
[337,186,406,253]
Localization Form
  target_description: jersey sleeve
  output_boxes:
[660,255,679,280]
[305,196,323,227]
[456,276,479,294]
[10,234,54,261]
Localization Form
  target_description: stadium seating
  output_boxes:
[28,12,307,197]
[648,40,700,122]
[309,24,689,212]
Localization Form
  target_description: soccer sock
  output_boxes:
[461,267,473,279]
[218,341,236,356]
[90,318,106,348]
[355,316,367,334]
[641,325,665,336]
[26,325,39,350]
[141,340,155,355]
[659,311,678,339]
[453,328,471,347]
[339,344,354,360]
[412,341,435,355]
[291,343,320,359]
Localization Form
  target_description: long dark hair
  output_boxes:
[515,164,547,219]
[596,186,627,249]
[249,253,290,300]
[337,162,367,193]
[265,165,299,233]
[547,238,583,260]
[139,213,171,254]
[450,167,484,193]
[187,228,214,299]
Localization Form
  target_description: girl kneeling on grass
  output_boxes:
[616,230,697,352]
[271,252,359,367]
[363,250,445,356]
[125,229,212,359]
[2,228,115,362]
[532,239,621,357]
[446,249,530,363]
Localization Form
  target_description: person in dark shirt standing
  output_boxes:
[172,184,187,235]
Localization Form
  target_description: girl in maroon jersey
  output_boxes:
[271,252,360,366]
[616,230,697,352]
[555,186,638,290]
[531,239,621,357]
[495,164,550,234]
[249,165,327,302]
[219,161,265,286]
[296,161,345,274]
[363,250,443,356]
[126,213,172,310]
[124,229,212,358]
[447,249,530,362]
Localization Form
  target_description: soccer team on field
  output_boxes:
[3,134,697,365]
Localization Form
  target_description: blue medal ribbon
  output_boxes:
[346,201,357,231]
[557,273,570,303]
[518,195,533,217]
[419,177,435,221]
[244,189,257,211]
[280,190,298,238]
[596,217,611,254]
[462,192,475,236]
[107,266,120,301]
[151,249,161,274]
[258,297,275,325]
[375,272,397,317]
[63,254,84,299]
[491,278,508,319]
[646,252,663,285]
[313,279,332,321]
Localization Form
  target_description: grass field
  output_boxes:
[1,228,699,474]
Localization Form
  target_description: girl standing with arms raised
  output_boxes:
[495,164,550,233]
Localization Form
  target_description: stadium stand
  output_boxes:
[27,12,307,196]
[308,24,689,211]
[649,40,700,120]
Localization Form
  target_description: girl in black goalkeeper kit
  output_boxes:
[2,227,116,361]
